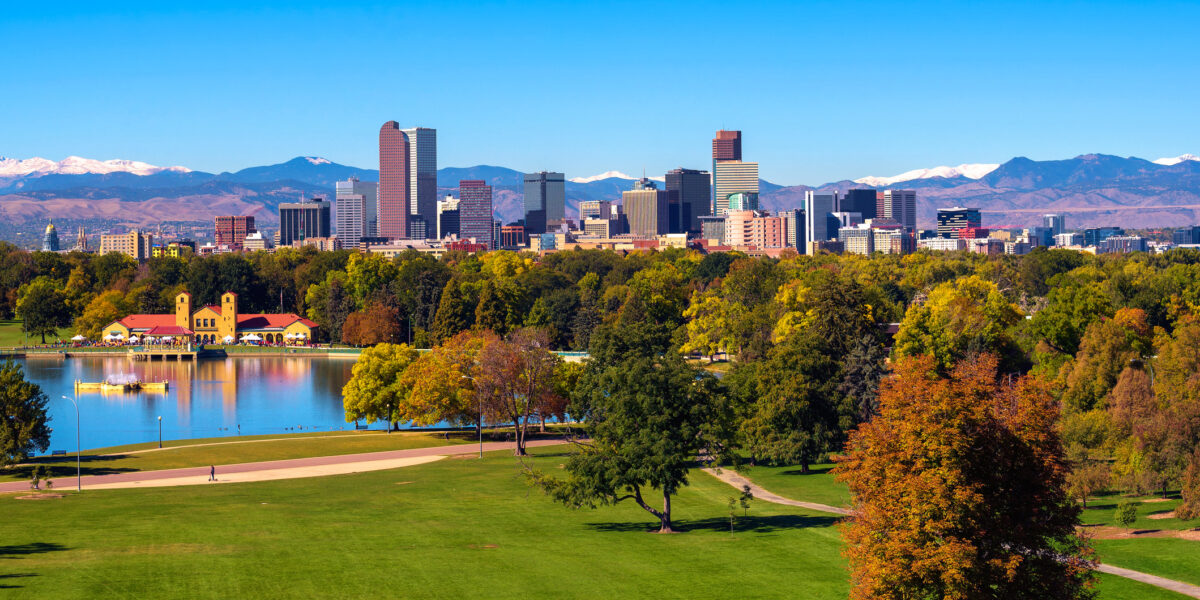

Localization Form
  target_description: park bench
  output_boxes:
[51,450,67,456]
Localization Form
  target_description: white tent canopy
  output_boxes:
[71,334,85,341]
[128,335,140,342]
[284,333,298,339]
[223,335,235,343]
[240,334,262,342]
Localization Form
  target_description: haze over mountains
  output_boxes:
[2,153,1199,229]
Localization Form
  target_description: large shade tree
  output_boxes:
[0,361,51,467]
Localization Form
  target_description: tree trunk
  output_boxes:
[659,491,673,533]
[514,417,527,456]
[801,461,810,474]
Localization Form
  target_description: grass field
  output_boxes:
[0,447,1184,599]
[734,462,851,508]
[3,430,478,483]
[0,320,72,348]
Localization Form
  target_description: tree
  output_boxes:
[73,290,128,340]
[534,351,731,533]
[836,355,1093,600]
[1060,308,1152,414]
[0,361,51,467]
[740,331,844,471]
[16,278,69,343]
[1177,450,1200,521]
[401,330,497,430]
[475,328,560,455]
[894,275,1024,373]
[1115,501,1138,528]
[431,280,475,343]
[838,335,889,424]
[341,344,420,430]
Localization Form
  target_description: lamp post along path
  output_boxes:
[61,396,80,492]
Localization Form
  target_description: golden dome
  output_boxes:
[45,222,57,234]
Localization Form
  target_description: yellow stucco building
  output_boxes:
[103,291,318,344]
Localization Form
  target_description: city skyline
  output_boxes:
[3,2,1198,185]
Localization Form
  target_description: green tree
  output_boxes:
[839,335,889,423]
[431,280,475,343]
[341,344,420,430]
[16,278,69,343]
[74,290,128,340]
[894,275,1023,372]
[535,351,731,533]
[0,361,51,467]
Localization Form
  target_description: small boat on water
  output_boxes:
[74,375,169,394]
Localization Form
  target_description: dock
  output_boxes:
[128,347,198,361]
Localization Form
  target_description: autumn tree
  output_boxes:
[0,361,52,467]
[475,328,561,455]
[342,343,420,430]
[534,349,732,533]
[836,354,1093,600]
[1059,308,1152,414]
[73,290,128,340]
[401,330,497,431]
[893,275,1024,372]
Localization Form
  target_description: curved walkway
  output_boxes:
[703,468,1200,599]
[1,439,564,493]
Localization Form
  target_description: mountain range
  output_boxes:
[2,153,1199,229]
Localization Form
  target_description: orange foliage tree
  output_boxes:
[835,354,1094,600]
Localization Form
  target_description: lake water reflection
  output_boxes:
[19,356,361,452]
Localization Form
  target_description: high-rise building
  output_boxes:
[725,210,786,249]
[42,222,59,252]
[804,191,838,254]
[459,180,494,250]
[100,229,153,261]
[215,215,256,251]
[727,192,759,212]
[665,168,711,234]
[779,209,805,250]
[523,172,565,234]
[1173,226,1200,245]
[623,179,669,239]
[278,199,331,247]
[881,190,917,231]
[936,207,981,239]
[335,178,379,249]
[379,121,410,239]
[1043,214,1065,236]
[1084,227,1124,247]
[402,127,437,237]
[436,196,460,240]
[841,189,878,220]
[713,161,759,217]
[712,130,742,161]
[579,200,613,220]
[699,215,726,244]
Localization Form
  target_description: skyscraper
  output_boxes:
[712,130,742,161]
[841,189,878,220]
[215,216,256,251]
[936,207,981,238]
[1043,214,1065,236]
[665,167,711,233]
[335,178,379,249]
[523,171,565,234]
[459,180,494,249]
[42,222,59,252]
[779,208,805,250]
[379,121,410,239]
[278,199,331,246]
[804,191,838,254]
[881,190,917,231]
[437,196,460,240]
[623,179,669,239]
[402,127,438,237]
[711,130,757,217]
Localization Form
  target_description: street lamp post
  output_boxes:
[60,395,81,492]
[158,416,162,449]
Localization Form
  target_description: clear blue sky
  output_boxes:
[2,1,1197,185]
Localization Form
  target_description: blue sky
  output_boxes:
[2,1,1197,185]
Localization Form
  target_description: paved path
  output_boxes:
[703,468,1200,599]
[1,439,564,493]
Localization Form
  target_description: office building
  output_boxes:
[831,211,863,229]
[779,208,805,250]
[459,180,494,249]
[841,189,878,220]
[840,225,874,255]
[524,171,565,234]
[1099,235,1149,254]
[1173,226,1200,245]
[242,231,271,252]
[437,196,460,240]
[42,222,59,252]
[919,237,968,252]
[279,199,331,247]
[100,229,153,261]
[215,216,256,251]
[579,200,613,220]
[1084,227,1124,247]
[1043,214,1066,236]
[1055,232,1084,246]
[623,179,669,239]
[881,190,917,231]
[727,192,759,212]
[936,207,981,239]
[713,161,759,217]
[379,121,410,239]
[500,225,527,249]
[378,122,436,239]
[725,210,786,249]
[583,218,619,238]
[804,191,838,254]
[712,129,742,161]
[665,168,711,233]
[335,178,379,249]
[699,215,727,244]
[1026,226,1054,247]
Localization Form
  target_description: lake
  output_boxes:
[18,355,364,452]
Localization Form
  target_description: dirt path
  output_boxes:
[1,439,564,493]
[703,468,1200,599]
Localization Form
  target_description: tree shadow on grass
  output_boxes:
[585,514,840,534]
[776,466,834,477]
[0,543,67,589]
[9,454,141,480]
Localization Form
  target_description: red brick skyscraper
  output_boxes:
[215,215,255,250]
[379,121,410,239]
[712,130,742,161]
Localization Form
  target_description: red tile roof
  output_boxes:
[145,325,195,336]
[235,313,318,331]
[198,305,222,315]
[114,315,177,330]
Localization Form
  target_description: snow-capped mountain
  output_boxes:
[569,171,664,184]
[1153,154,1200,166]
[0,156,191,178]
[853,163,1000,187]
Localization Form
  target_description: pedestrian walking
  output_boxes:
[209,465,216,481]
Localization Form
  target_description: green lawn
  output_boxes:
[1080,491,1195,531]
[1094,538,1200,588]
[733,462,852,508]
[0,448,1186,599]
[0,320,72,348]
[4,430,477,483]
